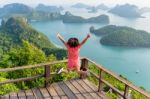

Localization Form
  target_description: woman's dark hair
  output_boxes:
[67,38,79,47]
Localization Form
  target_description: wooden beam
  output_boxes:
[0,60,68,72]
[45,65,50,87]
[90,71,124,97]
[123,85,129,99]
[80,58,88,79]
[0,75,44,85]
[98,69,103,92]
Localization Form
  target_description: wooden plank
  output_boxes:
[39,88,51,99]
[83,79,98,91]
[70,80,86,93]
[47,86,58,97]
[58,82,76,99]
[83,79,106,98]
[25,89,35,99]
[9,92,17,99]
[60,96,68,99]
[52,96,60,99]
[64,80,80,94]
[90,93,101,99]
[52,83,65,96]
[32,88,43,99]
[75,94,85,99]
[18,91,26,99]
[66,80,85,99]
[76,80,93,93]
[82,93,94,99]
[76,79,100,99]
[77,79,101,99]
[0,94,9,99]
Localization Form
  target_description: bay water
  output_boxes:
[1,8,150,91]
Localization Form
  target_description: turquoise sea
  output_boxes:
[1,8,150,91]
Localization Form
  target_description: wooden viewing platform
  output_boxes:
[1,79,106,99]
[0,57,150,99]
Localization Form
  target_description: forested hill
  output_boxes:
[62,12,109,23]
[0,17,66,59]
[90,25,150,47]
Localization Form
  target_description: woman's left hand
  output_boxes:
[87,34,91,38]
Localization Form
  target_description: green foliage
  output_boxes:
[0,77,19,95]
[131,90,147,99]
[0,41,55,90]
[0,41,47,68]
[106,91,120,99]
[42,48,67,60]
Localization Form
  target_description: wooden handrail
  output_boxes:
[0,59,68,72]
[89,70,124,97]
[85,57,150,98]
[0,57,150,98]
[0,75,44,85]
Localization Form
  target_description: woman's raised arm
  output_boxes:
[56,33,67,46]
[80,34,90,46]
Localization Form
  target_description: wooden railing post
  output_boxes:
[45,65,50,87]
[80,58,88,78]
[123,84,129,99]
[98,69,103,92]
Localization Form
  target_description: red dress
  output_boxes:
[65,44,81,71]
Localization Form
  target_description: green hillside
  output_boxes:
[0,17,66,59]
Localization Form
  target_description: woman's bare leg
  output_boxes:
[74,66,87,78]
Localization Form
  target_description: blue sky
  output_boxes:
[0,0,150,8]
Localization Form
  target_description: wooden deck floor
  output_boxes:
[1,79,107,99]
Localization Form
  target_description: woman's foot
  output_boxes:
[85,70,91,76]
[81,68,90,76]
[57,67,64,74]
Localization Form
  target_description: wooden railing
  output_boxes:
[0,57,150,99]
[84,58,150,99]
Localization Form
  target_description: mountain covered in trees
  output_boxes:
[87,4,109,12]
[62,12,109,23]
[71,3,109,11]
[96,4,109,10]
[0,17,66,59]
[35,4,63,13]
[71,3,91,8]
[0,3,62,21]
[0,3,33,17]
[90,25,150,47]
[109,4,142,18]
